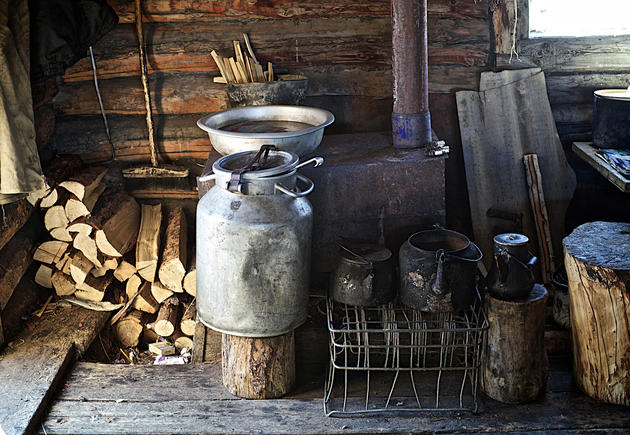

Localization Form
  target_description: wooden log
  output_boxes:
[172,329,193,351]
[158,207,187,293]
[154,296,180,337]
[65,197,90,222]
[114,310,146,347]
[75,274,113,302]
[51,270,76,296]
[44,205,69,231]
[40,188,58,209]
[83,183,106,211]
[58,166,108,201]
[221,331,295,399]
[183,250,196,297]
[523,154,554,283]
[34,264,53,288]
[125,274,143,300]
[150,280,173,304]
[72,232,101,268]
[67,222,93,237]
[136,204,162,282]
[564,221,630,406]
[50,226,72,242]
[0,200,33,253]
[114,260,136,282]
[132,281,160,314]
[0,231,37,310]
[483,285,549,404]
[33,240,69,264]
[180,300,196,336]
[90,190,141,257]
[70,251,94,285]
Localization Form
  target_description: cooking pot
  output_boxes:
[330,240,395,307]
[399,227,482,312]
[593,88,630,149]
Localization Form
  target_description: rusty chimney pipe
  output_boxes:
[391,0,432,148]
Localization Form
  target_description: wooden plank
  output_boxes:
[572,142,630,193]
[545,72,630,105]
[0,306,109,435]
[107,0,488,23]
[0,230,37,310]
[62,18,488,82]
[0,199,33,253]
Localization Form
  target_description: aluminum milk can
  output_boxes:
[196,146,322,337]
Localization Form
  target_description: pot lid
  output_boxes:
[595,87,630,101]
[494,233,529,246]
[212,146,299,180]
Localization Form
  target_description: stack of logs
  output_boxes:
[31,166,198,353]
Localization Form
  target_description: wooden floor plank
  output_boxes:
[0,307,109,435]
[42,361,630,434]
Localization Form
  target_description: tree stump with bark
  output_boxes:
[483,284,549,403]
[221,332,295,399]
[564,221,630,406]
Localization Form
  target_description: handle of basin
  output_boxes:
[295,157,324,170]
[275,173,315,198]
[198,172,216,183]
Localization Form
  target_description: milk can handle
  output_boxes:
[198,172,216,183]
[275,173,314,198]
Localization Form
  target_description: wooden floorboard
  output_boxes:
[41,361,630,434]
[0,307,109,435]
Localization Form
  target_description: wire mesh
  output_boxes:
[324,292,488,416]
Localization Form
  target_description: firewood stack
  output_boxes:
[31,166,198,355]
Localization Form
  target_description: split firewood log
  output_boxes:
[136,203,162,282]
[158,207,187,292]
[114,260,136,282]
[91,256,118,278]
[69,251,94,285]
[83,183,106,211]
[75,273,113,302]
[114,310,146,347]
[132,281,159,314]
[51,270,76,296]
[44,205,69,231]
[125,274,143,300]
[58,166,107,201]
[180,300,197,336]
[67,222,93,237]
[73,232,101,268]
[151,280,173,304]
[50,226,72,242]
[34,264,53,288]
[183,249,196,297]
[154,295,180,337]
[33,240,69,264]
[89,189,140,257]
[65,197,90,222]
[40,188,58,209]
[173,329,193,351]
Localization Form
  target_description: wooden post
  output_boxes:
[564,221,630,406]
[221,332,295,399]
[483,284,549,403]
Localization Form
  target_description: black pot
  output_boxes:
[593,89,630,150]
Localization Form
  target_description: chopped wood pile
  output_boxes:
[211,33,274,84]
[31,166,198,358]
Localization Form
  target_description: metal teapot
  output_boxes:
[486,233,537,300]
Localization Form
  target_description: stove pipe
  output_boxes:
[391,0,432,148]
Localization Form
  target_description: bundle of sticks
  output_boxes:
[211,33,274,84]
[32,168,198,353]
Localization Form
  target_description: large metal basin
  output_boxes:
[197,105,334,157]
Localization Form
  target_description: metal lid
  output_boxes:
[212,146,299,180]
[594,88,630,101]
[494,233,529,247]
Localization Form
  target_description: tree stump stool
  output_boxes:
[221,331,295,399]
[564,221,630,406]
[483,284,549,403]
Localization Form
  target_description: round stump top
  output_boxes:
[563,221,630,270]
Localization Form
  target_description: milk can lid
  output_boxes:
[213,146,299,179]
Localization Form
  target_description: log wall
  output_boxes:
[50,0,491,164]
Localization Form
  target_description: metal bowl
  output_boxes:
[197,105,334,157]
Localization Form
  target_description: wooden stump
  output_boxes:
[221,332,295,399]
[483,284,549,403]
[564,221,630,406]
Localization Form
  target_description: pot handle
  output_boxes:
[431,249,447,295]
[275,173,314,198]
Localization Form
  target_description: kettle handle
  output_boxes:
[275,174,314,198]
[431,249,447,295]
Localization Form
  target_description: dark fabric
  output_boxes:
[29,0,117,80]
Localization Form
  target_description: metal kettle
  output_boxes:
[486,233,537,300]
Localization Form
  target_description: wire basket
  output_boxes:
[324,292,488,416]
